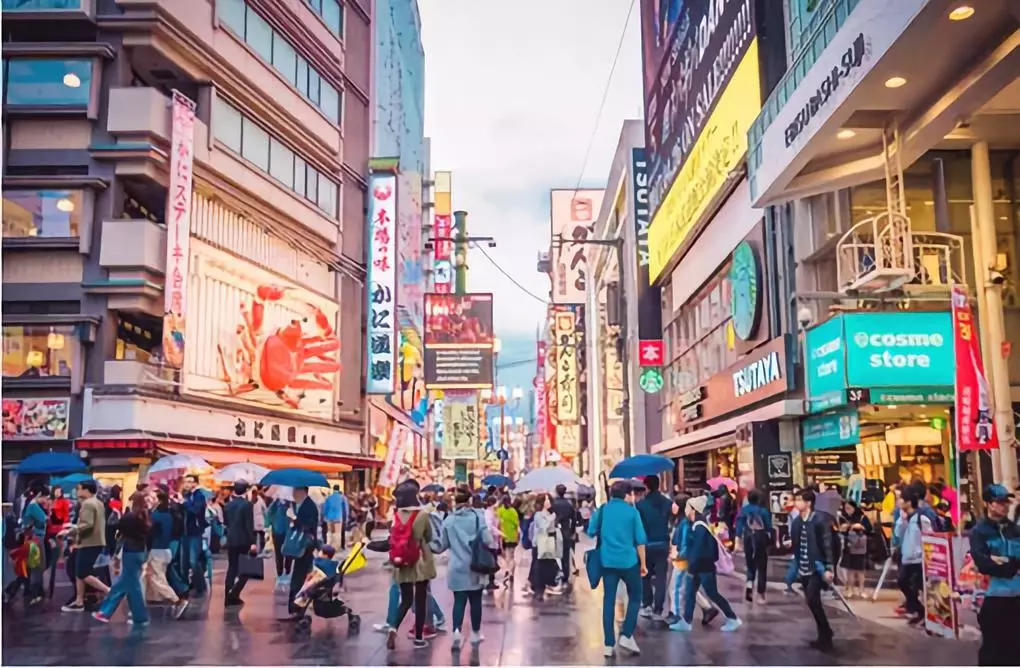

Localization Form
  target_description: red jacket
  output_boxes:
[46,497,72,538]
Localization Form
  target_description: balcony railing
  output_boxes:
[98,219,166,274]
[103,360,179,393]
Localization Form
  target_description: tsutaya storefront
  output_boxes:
[802,311,956,487]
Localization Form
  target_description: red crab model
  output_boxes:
[216,284,340,409]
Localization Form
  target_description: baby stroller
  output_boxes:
[292,541,364,633]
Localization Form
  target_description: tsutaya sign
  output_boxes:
[733,350,782,398]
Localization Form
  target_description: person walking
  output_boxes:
[837,499,873,598]
[92,494,151,625]
[971,484,1019,666]
[528,493,561,600]
[19,488,49,606]
[550,485,576,590]
[287,486,319,616]
[895,489,930,626]
[791,489,836,652]
[145,491,189,618]
[735,488,773,604]
[223,482,258,607]
[636,475,671,620]
[669,494,719,626]
[587,480,647,657]
[482,496,503,591]
[323,485,349,551]
[438,486,494,650]
[268,496,293,577]
[179,475,208,598]
[386,483,437,650]
[61,480,110,613]
[496,495,520,587]
[669,495,742,634]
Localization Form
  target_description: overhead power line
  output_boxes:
[471,242,548,305]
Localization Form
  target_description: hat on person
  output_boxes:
[983,483,1015,503]
[685,495,709,516]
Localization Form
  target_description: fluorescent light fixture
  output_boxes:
[56,198,75,213]
[885,76,907,89]
[837,129,857,140]
[949,5,974,21]
[62,73,81,88]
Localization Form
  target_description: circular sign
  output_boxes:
[729,241,762,342]
[639,368,664,394]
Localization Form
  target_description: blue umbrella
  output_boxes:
[609,454,674,480]
[51,472,94,491]
[17,452,87,475]
[481,474,514,489]
[259,468,329,488]
[422,483,445,494]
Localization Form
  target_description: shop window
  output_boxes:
[3,58,92,106]
[114,313,163,364]
[2,325,76,378]
[2,189,83,238]
[212,98,243,153]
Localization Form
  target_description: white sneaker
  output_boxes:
[639,606,654,619]
[470,631,484,646]
[618,635,640,654]
[373,623,392,633]
[721,617,743,632]
[603,645,615,658]
[451,630,463,650]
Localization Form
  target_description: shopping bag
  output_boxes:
[281,528,312,558]
[536,532,557,560]
[238,553,265,580]
[469,513,498,575]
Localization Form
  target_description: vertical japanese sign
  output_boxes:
[433,171,453,294]
[366,172,399,394]
[162,90,196,369]
[535,341,547,455]
[951,285,998,451]
[555,310,579,422]
[544,324,558,455]
[550,188,605,304]
[441,395,479,460]
[922,533,958,638]
[631,148,663,333]
[378,424,411,489]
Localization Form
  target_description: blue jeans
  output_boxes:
[100,550,149,624]
[784,559,799,589]
[683,572,736,624]
[601,565,641,648]
[181,536,206,595]
[385,582,443,627]
[641,544,669,614]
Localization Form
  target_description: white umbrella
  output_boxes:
[216,462,270,485]
[266,485,294,501]
[148,454,212,475]
[515,466,582,493]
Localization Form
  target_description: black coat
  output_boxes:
[791,511,835,574]
[223,496,256,549]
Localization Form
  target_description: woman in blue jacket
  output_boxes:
[669,495,718,625]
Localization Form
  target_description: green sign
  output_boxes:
[802,409,860,452]
[729,241,762,341]
[843,312,954,387]
[869,387,954,405]
[639,368,664,394]
[805,315,847,412]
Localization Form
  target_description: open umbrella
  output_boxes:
[50,472,94,492]
[481,474,514,489]
[422,483,445,494]
[609,454,673,480]
[17,452,86,475]
[266,485,295,501]
[259,468,329,488]
[706,474,737,494]
[515,466,582,494]
[148,454,212,475]
[215,462,270,485]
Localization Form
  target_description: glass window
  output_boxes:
[317,177,334,217]
[2,189,83,238]
[218,0,246,36]
[2,0,84,9]
[272,34,298,85]
[114,313,162,363]
[296,57,309,97]
[2,325,76,378]
[293,156,307,198]
[322,0,342,36]
[320,83,340,123]
[307,69,321,105]
[241,117,270,171]
[245,9,273,61]
[269,138,294,188]
[305,166,319,205]
[212,98,243,153]
[4,59,91,106]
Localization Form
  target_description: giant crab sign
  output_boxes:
[216,284,341,411]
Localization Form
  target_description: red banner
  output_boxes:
[951,285,998,451]
[434,214,452,261]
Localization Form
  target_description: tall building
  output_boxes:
[364,0,429,476]
[1,0,376,494]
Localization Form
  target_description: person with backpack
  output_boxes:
[437,486,495,650]
[19,487,50,606]
[386,482,437,650]
[669,495,742,634]
[735,488,774,604]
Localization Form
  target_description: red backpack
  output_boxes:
[388,510,421,567]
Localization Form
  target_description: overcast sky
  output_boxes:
[419,0,643,342]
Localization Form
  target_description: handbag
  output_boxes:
[847,531,869,556]
[238,553,265,580]
[695,520,734,575]
[469,512,498,575]
[536,521,558,560]
[281,528,312,558]
[584,507,603,589]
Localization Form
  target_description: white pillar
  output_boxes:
[971,141,1018,489]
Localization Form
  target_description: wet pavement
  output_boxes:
[1,544,979,666]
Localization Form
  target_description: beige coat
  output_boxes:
[392,507,436,584]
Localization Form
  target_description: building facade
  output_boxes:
[2,0,375,495]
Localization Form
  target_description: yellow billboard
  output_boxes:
[647,40,761,282]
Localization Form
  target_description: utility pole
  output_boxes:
[454,210,468,295]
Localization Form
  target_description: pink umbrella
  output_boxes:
[706,475,737,494]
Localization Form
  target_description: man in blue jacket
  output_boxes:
[636,475,671,619]
[971,484,1019,666]
[180,474,208,597]
[323,485,349,550]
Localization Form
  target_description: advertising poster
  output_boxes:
[951,285,998,451]
[378,424,411,489]
[2,398,70,440]
[922,533,958,638]
[550,189,605,304]
[554,310,579,423]
[557,423,580,458]
[162,90,197,369]
[424,293,495,390]
[442,395,479,460]
[366,172,399,394]
[396,167,425,333]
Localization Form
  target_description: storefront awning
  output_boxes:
[653,399,803,459]
[157,443,354,474]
